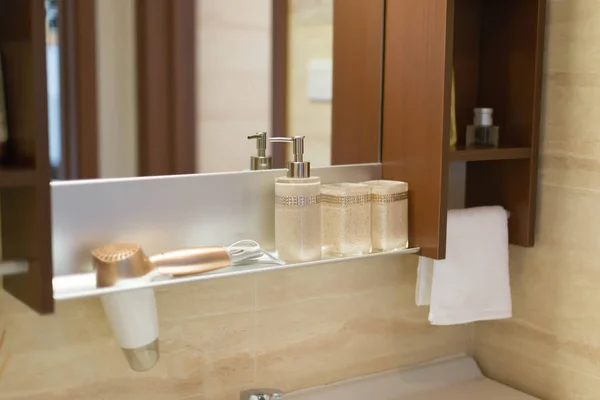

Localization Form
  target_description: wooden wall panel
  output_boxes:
[1,0,54,314]
[465,0,546,246]
[381,0,454,259]
[331,0,383,165]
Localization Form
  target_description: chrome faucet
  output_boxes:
[240,388,284,400]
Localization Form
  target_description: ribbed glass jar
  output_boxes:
[364,180,408,251]
[321,183,371,256]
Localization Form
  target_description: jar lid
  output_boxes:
[363,180,408,195]
[473,107,494,126]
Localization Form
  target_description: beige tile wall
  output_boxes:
[474,0,600,398]
[0,256,469,399]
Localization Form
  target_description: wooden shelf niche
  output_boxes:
[449,146,531,162]
[453,0,546,248]
[382,0,546,258]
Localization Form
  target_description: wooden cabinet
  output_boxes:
[381,0,452,260]
[0,0,53,313]
[382,0,546,259]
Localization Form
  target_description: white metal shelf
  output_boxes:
[53,247,420,300]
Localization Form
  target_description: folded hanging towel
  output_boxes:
[415,256,434,306]
[429,206,512,325]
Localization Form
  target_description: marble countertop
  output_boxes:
[285,356,538,400]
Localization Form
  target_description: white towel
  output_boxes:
[415,256,434,306]
[428,206,512,325]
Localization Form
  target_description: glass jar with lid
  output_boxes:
[321,183,371,256]
[364,180,408,251]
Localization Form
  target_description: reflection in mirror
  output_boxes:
[199,0,334,173]
[45,0,61,179]
[197,0,274,173]
[287,0,333,169]
[47,0,382,180]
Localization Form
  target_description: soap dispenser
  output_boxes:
[269,136,321,262]
[247,132,272,170]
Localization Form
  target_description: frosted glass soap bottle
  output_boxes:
[269,136,321,263]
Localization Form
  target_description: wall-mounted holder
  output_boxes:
[49,164,420,371]
[101,288,159,371]
[53,245,418,372]
[53,247,419,300]
[51,164,383,279]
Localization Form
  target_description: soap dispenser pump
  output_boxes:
[247,132,272,170]
[268,136,321,262]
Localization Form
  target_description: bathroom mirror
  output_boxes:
[45,0,383,180]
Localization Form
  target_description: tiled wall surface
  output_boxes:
[474,1,600,398]
[0,256,469,399]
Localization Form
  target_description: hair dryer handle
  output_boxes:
[149,247,231,277]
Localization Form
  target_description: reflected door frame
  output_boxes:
[271,0,383,167]
[136,0,196,176]
[271,0,287,168]
[58,0,197,179]
[331,0,383,165]
[58,0,98,179]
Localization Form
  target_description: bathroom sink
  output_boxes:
[403,379,537,400]
[285,356,538,400]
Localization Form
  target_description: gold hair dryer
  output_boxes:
[91,243,231,372]
[92,243,232,288]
